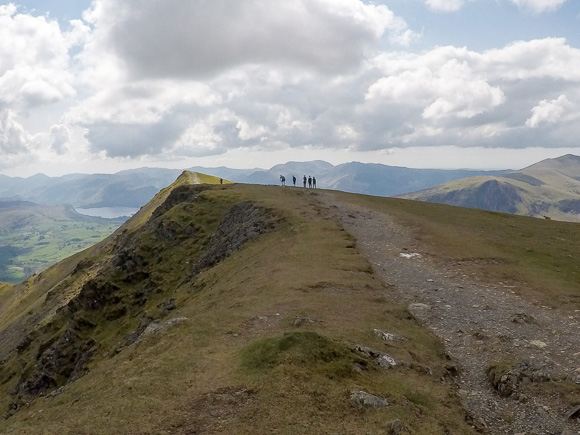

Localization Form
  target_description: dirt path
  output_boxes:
[319,193,580,435]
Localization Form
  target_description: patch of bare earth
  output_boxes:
[319,194,580,435]
[167,386,257,434]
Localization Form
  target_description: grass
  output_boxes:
[335,191,580,309]
[0,182,475,434]
[240,331,354,376]
[0,209,122,284]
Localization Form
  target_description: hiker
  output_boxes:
[303,175,307,188]
[220,178,223,184]
[308,176,312,188]
[280,175,286,186]
[312,176,316,189]
[292,175,296,187]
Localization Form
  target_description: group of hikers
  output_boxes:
[280,175,317,188]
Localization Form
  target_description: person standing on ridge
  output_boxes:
[308,176,312,188]
[292,175,296,187]
[303,175,307,188]
[312,176,316,188]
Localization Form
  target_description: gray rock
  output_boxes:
[377,354,397,368]
[566,404,580,420]
[373,328,407,342]
[354,344,396,369]
[138,317,188,342]
[293,316,319,327]
[389,419,410,434]
[511,312,536,324]
[350,390,389,407]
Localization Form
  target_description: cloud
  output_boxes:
[525,95,572,127]
[50,124,72,154]
[0,109,34,154]
[366,59,505,120]
[70,34,580,160]
[3,0,579,170]
[360,38,580,148]
[0,4,77,108]
[510,0,568,13]
[424,0,466,12]
[68,0,420,158]
[82,0,416,80]
[83,117,187,158]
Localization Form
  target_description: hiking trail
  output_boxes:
[319,193,580,435]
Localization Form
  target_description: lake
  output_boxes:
[76,206,140,219]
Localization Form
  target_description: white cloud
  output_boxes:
[67,0,420,159]
[424,0,466,12]
[525,95,572,127]
[366,59,505,120]
[483,38,580,81]
[0,109,34,154]
[510,0,568,13]
[82,0,416,81]
[360,38,580,148]
[1,0,579,173]
[0,4,76,108]
[50,124,72,154]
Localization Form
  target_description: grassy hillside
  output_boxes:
[402,154,580,222]
[1,173,578,433]
[0,176,474,434]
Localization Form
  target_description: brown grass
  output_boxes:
[0,184,475,434]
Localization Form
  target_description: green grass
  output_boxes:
[240,331,354,375]
[0,213,121,284]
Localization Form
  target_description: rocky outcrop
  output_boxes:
[191,201,281,275]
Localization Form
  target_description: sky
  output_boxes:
[1,0,579,177]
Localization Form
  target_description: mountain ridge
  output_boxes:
[0,173,476,432]
[401,154,580,221]
[0,161,506,208]
[1,171,579,433]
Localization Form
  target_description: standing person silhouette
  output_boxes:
[303,175,307,188]
[308,176,312,188]
[292,175,296,187]
[312,176,316,188]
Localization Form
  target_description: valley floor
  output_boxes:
[319,192,580,434]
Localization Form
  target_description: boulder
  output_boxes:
[350,390,389,407]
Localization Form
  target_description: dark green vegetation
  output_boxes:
[1,171,579,433]
[402,154,580,222]
[0,201,124,284]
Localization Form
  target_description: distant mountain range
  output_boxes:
[0,162,505,208]
[401,154,580,222]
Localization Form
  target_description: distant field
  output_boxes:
[0,204,123,284]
